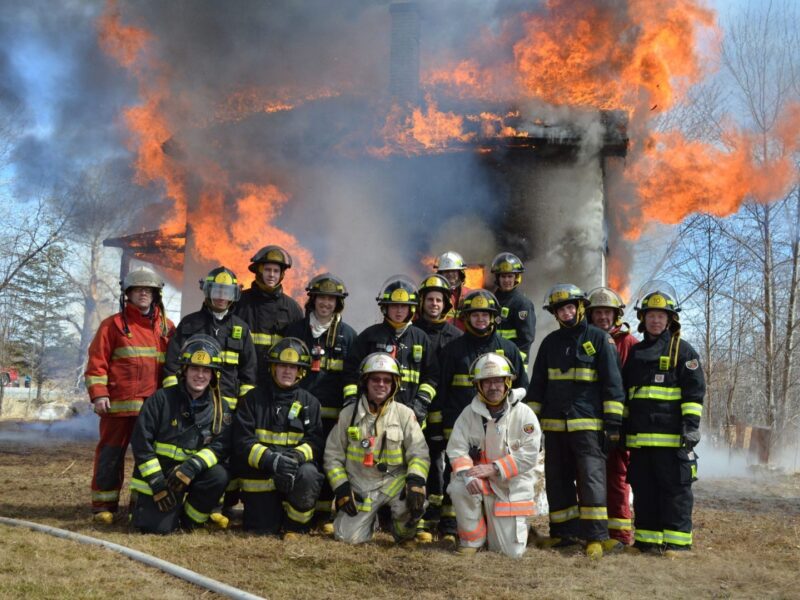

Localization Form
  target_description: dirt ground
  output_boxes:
[1,422,799,600]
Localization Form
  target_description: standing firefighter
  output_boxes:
[84,266,174,525]
[163,266,256,411]
[528,283,625,559]
[587,286,638,547]
[623,282,705,557]
[447,353,541,558]
[413,274,463,542]
[129,335,232,534]
[436,289,528,542]
[284,273,357,532]
[233,338,325,537]
[324,353,430,545]
[491,252,537,366]
[434,251,472,329]
[234,245,303,385]
[342,275,438,424]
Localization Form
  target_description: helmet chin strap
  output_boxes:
[464,319,493,337]
[477,378,512,406]
[557,302,585,328]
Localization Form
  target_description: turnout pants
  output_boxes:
[241,463,324,534]
[544,430,608,541]
[628,447,695,549]
[607,447,633,544]
[418,440,445,533]
[448,477,529,558]
[131,464,229,534]
[91,415,137,512]
[334,488,421,545]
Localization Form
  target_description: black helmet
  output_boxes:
[418,273,453,317]
[305,272,348,314]
[200,266,241,311]
[491,252,524,289]
[248,245,292,273]
[179,334,223,370]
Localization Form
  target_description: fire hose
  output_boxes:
[0,516,265,600]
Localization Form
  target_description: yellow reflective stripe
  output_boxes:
[407,457,430,478]
[626,433,681,448]
[385,475,406,498]
[629,386,682,401]
[249,444,268,469]
[320,406,340,419]
[321,357,344,371]
[219,351,239,365]
[343,384,358,397]
[162,374,178,388]
[252,333,281,346]
[239,478,276,493]
[579,506,608,520]
[549,505,579,523]
[608,518,632,531]
[547,368,598,382]
[427,410,442,424]
[497,329,517,340]
[108,400,144,414]
[451,374,471,387]
[567,418,603,432]
[295,443,313,462]
[184,500,210,524]
[635,529,664,544]
[222,396,237,410]
[604,400,624,416]
[541,419,566,432]
[441,504,456,518]
[138,458,162,478]
[283,500,314,524]
[195,448,217,469]
[239,384,255,397]
[256,429,304,445]
[129,478,152,495]
[316,500,333,513]
[85,375,108,387]
[345,445,404,464]
[111,346,163,360]
[418,383,436,400]
[327,467,348,489]
[357,496,374,512]
[527,401,542,415]
[400,368,420,384]
[92,489,120,502]
[663,529,692,546]
[154,442,197,462]
[444,428,452,440]
[681,402,703,417]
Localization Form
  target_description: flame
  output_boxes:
[97,2,319,301]
[211,86,343,126]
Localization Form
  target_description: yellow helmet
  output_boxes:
[267,337,311,387]
[587,286,625,325]
[543,283,587,327]
[490,252,524,289]
[200,266,241,310]
[633,280,681,333]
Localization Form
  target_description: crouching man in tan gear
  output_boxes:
[324,352,430,544]
[447,352,541,558]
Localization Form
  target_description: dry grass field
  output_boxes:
[1,421,799,600]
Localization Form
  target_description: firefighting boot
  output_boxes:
[441,534,458,549]
[663,544,691,559]
[624,542,658,555]
[283,532,301,541]
[601,539,624,554]
[456,546,479,557]
[415,529,434,543]
[536,536,580,550]
[208,512,230,530]
[321,522,335,536]
[93,511,114,526]
[586,541,603,560]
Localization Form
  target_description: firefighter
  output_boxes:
[342,275,438,424]
[623,283,704,557]
[324,352,430,545]
[587,286,638,547]
[434,251,473,329]
[129,335,232,534]
[234,245,303,385]
[436,289,528,542]
[491,252,536,366]
[163,267,256,411]
[284,273,357,532]
[413,274,462,542]
[233,337,325,537]
[447,353,541,558]
[528,283,625,559]
[84,266,174,525]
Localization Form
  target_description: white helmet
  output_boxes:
[469,352,515,405]
[434,251,466,272]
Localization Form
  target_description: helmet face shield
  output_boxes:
[205,282,240,302]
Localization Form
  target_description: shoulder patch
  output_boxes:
[518,310,528,320]
[685,358,699,370]
[522,423,535,434]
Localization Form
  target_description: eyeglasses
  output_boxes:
[368,375,394,385]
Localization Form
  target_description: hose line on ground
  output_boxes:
[0,516,265,600]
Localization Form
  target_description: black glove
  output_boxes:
[405,475,426,521]
[149,475,177,513]
[262,451,299,493]
[681,427,701,450]
[167,457,202,494]
[334,482,363,517]
[286,448,306,465]
[410,396,429,423]
[604,427,621,452]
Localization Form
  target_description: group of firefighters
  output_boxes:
[84,244,704,559]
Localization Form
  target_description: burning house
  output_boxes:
[101,1,632,337]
